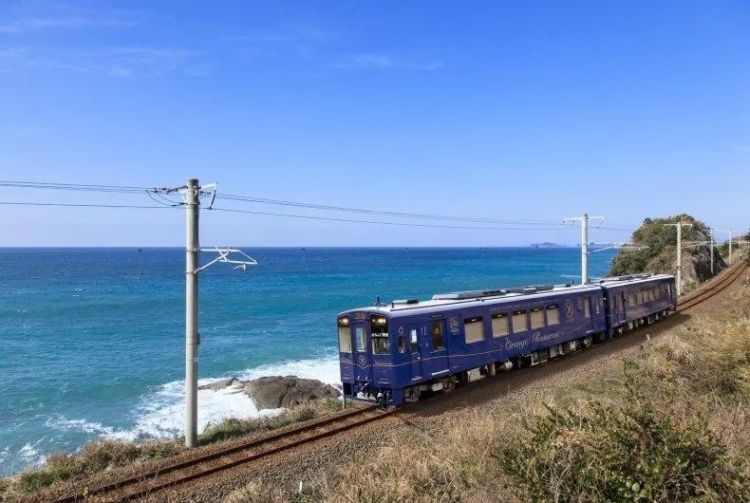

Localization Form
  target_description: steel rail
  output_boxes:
[676,260,748,313]
[50,405,389,503]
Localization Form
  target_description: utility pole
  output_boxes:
[148,181,256,448]
[185,178,200,448]
[717,227,733,264]
[664,221,693,296]
[563,213,604,284]
[709,227,714,275]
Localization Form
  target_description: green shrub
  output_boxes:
[18,470,58,492]
[498,371,750,502]
[80,440,140,471]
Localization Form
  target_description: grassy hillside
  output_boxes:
[609,214,726,287]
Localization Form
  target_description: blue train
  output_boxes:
[338,273,676,405]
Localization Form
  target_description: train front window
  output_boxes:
[337,317,351,353]
[370,316,390,355]
[355,327,366,352]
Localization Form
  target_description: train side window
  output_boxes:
[464,317,484,344]
[431,321,445,351]
[491,313,509,337]
[337,318,352,353]
[596,298,602,314]
[629,293,637,306]
[409,329,418,353]
[546,305,559,326]
[512,310,528,332]
[397,335,406,353]
[530,308,544,329]
[583,298,590,318]
[355,327,366,352]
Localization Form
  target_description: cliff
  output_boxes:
[608,214,726,290]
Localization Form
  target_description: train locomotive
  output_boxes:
[338,273,676,406]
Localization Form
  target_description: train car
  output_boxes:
[598,273,676,337]
[338,283,607,405]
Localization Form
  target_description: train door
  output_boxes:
[618,291,627,324]
[407,324,423,381]
[352,321,372,383]
[424,319,449,378]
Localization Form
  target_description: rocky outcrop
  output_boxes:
[198,378,239,391]
[243,376,340,409]
[609,214,727,290]
[198,375,340,410]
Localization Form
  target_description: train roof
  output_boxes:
[597,273,674,287]
[339,273,675,318]
[341,282,603,317]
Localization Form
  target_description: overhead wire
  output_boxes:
[209,206,581,231]
[218,193,566,227]
[0,179,635,233]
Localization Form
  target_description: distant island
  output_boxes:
[529,242,568,248]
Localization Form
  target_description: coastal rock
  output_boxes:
[198,377,239,391]
[242,376,339,409]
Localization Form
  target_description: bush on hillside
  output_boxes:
[609,214,724,280]
[499,367,750,502]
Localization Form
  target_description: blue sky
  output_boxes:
[0,1,748,246]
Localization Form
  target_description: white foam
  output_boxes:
[18,442,45,467]
[44,355,341,444]
[235,355,341,386]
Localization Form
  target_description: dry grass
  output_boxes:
[0,398,345,500]
[224,285,750,502]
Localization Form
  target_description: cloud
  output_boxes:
[0,46,205,77]
[332,53,443,71]
[0,11,140,34]
[220,26,334,62]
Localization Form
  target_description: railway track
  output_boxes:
[676,259,748,313]
[50,405,395,503]
[49,260,748,503]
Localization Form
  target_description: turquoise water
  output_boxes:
[0,247,615,475]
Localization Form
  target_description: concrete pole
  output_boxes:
[581,213,589,285]
[729,227,733,264]
[185,178,200,448]
[676,224,683,297]
[709,227,714,275]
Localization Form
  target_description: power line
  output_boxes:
[0,201,179,210]
[209,206,567,231]
[218,193,566,226]
[0,180,150,194]
[0,179,637,232]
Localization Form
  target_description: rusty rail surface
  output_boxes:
[51,405,394,502]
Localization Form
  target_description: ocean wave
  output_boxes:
[46,355,342,444]
[131,355,341,439]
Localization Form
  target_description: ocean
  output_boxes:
[0,247,616,475]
